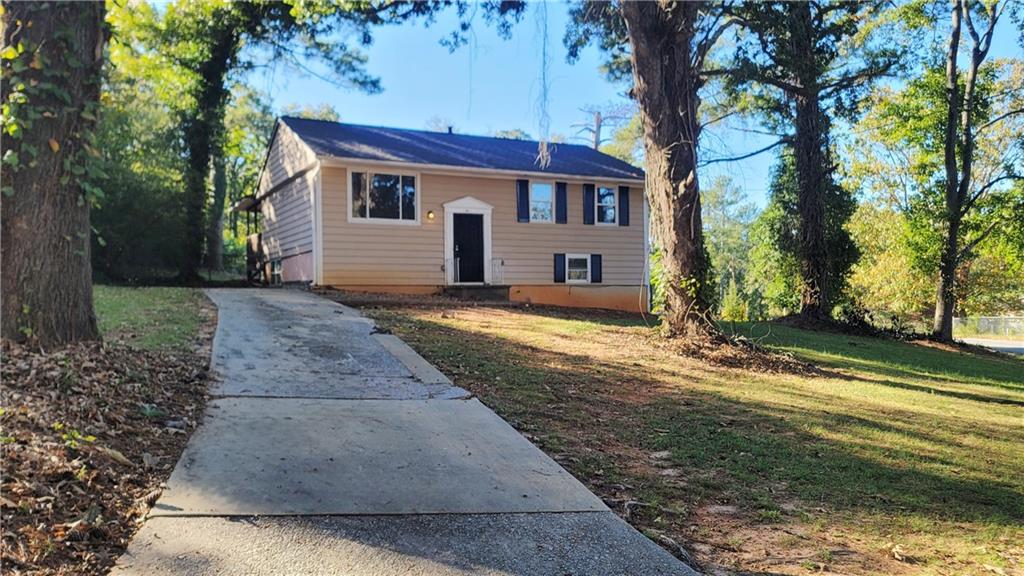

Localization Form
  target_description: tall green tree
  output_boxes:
[715,1,899,322]
[702,176,757,307]
[930,0,1018,339]
[1,2,106,345]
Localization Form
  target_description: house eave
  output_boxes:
[317,154,646,185]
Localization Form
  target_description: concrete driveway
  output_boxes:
[113,289,696,576]
[961,338,1024,356]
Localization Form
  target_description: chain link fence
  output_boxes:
[953,317,1024,338]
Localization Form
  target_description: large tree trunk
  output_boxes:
[788,2,831,322]
[204,152,227,271]
[1,2,105,346]
[621,1,715,337]
[792,94,830,321]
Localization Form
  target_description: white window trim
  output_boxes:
[595,184,618,226]
[347,167,422,225]
[529,180,556,224]
[566,253,591,284]
[444,196,494,285]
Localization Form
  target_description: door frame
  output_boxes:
[444,196,493,285]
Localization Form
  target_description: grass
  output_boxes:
[93,285,208,350]
[363,304,1024,576]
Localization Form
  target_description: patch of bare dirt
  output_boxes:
[1,307,215,574]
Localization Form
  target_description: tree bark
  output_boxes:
[621,1,715,337]
[933,0,963,340]
[1,2,105,346]
[788,2,831,322]
[204,152,227,271]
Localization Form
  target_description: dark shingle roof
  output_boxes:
[280,116,645,181]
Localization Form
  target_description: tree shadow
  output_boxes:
[388,313,1024,528]
[724,322,1024,391]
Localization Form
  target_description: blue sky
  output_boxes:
[248,3,1022,209]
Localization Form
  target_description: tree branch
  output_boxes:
[703,68,801,93]
[957,219,999,262]
[960,173,1024,217]
[977,108,1024,132]
[698,138,788,166]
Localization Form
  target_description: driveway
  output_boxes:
[961,337,1024,356]
[113,289,696,575]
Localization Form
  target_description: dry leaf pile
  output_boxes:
[1,340,210,575]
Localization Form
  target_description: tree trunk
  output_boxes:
[788,2,831,322]
[792,94,830,321]
[179,30,237,281]
[1,2,105,346]
[204,152,227,271]
[933,0,963,340]
[621,1,715,338]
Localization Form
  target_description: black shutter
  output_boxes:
[554,253,566,283]
[516,179,529,222]
[618,186,630,226]
[555,182,567,224]
[583,184,595,225]
[590,254,602,283]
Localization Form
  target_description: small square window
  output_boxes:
[597,186,617,224]
[530,182,554,223]
[567,254,589,283]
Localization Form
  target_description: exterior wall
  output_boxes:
[258,123,317,282]
[319,163,647,310]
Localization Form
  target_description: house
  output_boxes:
[236,117,648,312]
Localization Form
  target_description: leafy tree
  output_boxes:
[716,1,899,322]
[849,44,1023,334]
[719,277,748,322]
[846,203,934,323]
[91,47,188,279]
[1,2,106,345]
[748,150,858,318]
[702,176,757,309]
[928,0,1019,339]
[600,113,643,167]
[491,128,532,140]
[281,102,340,121]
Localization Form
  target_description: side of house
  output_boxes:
[248,118,649,312]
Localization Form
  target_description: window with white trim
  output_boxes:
[351,171,417,221]
[566,254,590,283]
[597,186,617,224]
[270,259,282,285]
[530,182,554,223]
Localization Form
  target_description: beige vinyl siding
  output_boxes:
[259,123,317,261]
[320,165,645,286]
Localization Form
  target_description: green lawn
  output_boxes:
[93,285,208,350]
[364,305,1024,575]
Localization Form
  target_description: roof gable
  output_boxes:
[279,116,645,181]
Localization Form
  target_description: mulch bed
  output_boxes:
[1,333,213,574]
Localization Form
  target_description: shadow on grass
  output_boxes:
[375,310,1024,529]
[725,322,1024,391]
